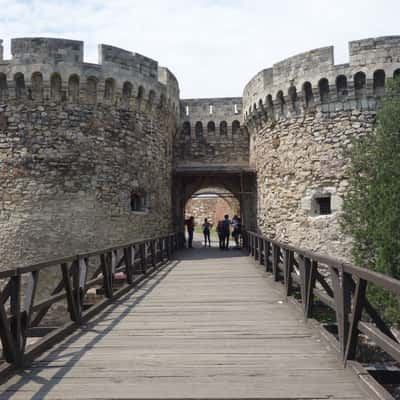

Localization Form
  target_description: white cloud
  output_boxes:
[0,0,399,98]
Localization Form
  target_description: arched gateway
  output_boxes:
[174,97,257,233]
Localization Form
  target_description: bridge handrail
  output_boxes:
[0,232,185,375]
[245,231,400,367]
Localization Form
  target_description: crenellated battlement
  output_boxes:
[243,35,400,124]
[174,97,248,168]
[0,37,180,115]
[179,97,243,139]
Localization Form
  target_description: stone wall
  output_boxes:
[185,196,240,226]
[243,35,400,260]
[175,97,248,166]
[249,109,375,259]
[0,100,176,268]
[0,37,179,269]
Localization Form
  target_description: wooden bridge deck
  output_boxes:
[1,240,370,399]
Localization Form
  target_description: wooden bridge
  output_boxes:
[0,233,399,399]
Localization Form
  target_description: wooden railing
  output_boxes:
[0,232,184,373]
[245,231,400,371]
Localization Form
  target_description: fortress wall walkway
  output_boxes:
[1,240,369,399]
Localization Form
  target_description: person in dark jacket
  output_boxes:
[232,215,242,249]
[202,218,212,247]
[185,216,195,248]
[221,214,231,249]
[217,220,224,250]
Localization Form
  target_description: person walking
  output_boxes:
[217,220,224,250]
[232,215,242,249]
[185,216,195,248]
[202,218,212,247]
[222,214,231,250]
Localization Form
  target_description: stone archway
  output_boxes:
[185,187,241,227]
[172,166,257,234]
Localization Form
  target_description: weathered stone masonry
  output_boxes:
[0,38,179,268]
[175,97,248,167]
[243,36,400,259]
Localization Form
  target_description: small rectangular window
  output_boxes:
[130,192,149,212]
[234,104,239,114]
[185,105,189,116]
[209,105,213,114]
[316,197,331,215]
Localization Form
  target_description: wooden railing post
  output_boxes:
[344,277,367,362]
[0,279,17,364]
[159,238,164,262]
[283,249,293,297]
[244,231,249,254]
[171,235,175,251]
[330,266,353,357]
[150,241,156,267]
[255,236,259,261]
[71,256,88,323]
[124,246,134,284]
[100,253,113,299]
[140,243,147,274]
[72,259,81,322]
[22,270,39,350]
[299,256,311,316]
[166,237,170,259]
[10,275,24,366]
[304,260,317,318]
[156,239,160,263]
[61,261,80,321]
[272,244,280,281]
[264,240,270,272]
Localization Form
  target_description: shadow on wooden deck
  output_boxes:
[1,261,179,400]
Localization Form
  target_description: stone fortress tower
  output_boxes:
[0,38,179,267]
[243,36,400,258]
[0,35,400,268]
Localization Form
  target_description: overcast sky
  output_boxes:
[0,0,399,98]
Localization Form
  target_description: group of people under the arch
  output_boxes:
[184,215,243,250]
